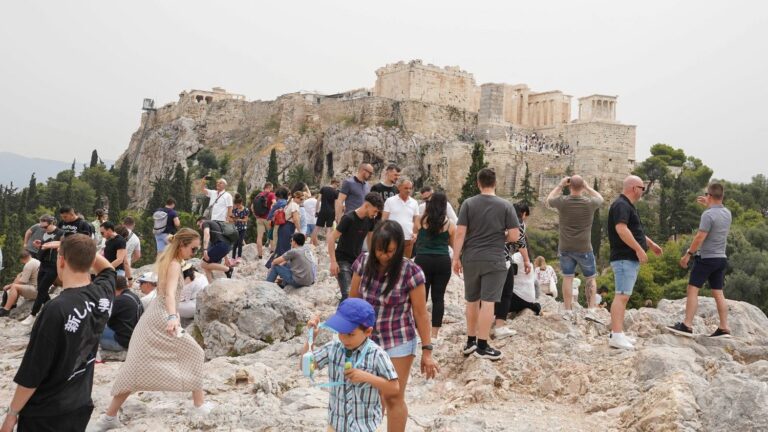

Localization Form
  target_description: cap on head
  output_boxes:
[137,272,158,284]
[325,298,376,334]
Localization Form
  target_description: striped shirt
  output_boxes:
[352,254,426,350]
[505,222,527,262]
[314,339,398,432]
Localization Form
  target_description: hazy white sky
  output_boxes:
[1,1,766,182]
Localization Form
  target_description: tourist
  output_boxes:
[270,191,302,264]
[92,208,108,252]
[335,163,374,223]
[371,163,401,203]
[266,233,316,288]
[101,221,127,277]
[349,221,439,431]
[296,192,309,235]
[251,182,276,259]
[199,177,233,222]
[196,216,235,280]
[595,286,609,308]
[506,252,541,316]
[303,298,399,432]
[231,194,250,261]
[266,187,291,262]
[453,168,520,360]
[0,250,40,317]
[22,219,65,326]
[314,178,340,244]
[607,175,662,350]
[303,190,318,246]
[58,206,95,237]
[546,175,604,318]
[23,215,53,259]
[667,183,733,338]
[100,275,143,352]
[328,192,383,301]
[418,186,458,225]
[493,202,532,339]
[2,235,115,432]
[91,228,214,431]
[136,272,158,310]
[121,217,142,283]
[534,256,558,298]
[178,263,208,320]
[413,191,454,339]
[152,198,181,254]
[382,179,420,258]
[572,273,582,304]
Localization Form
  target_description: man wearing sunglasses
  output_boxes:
[607,175,662,350]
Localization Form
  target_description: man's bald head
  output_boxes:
[569,175,585,192]
[623,175,643,192]
[357,163,374,181]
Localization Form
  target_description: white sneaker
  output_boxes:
[20,315,35,326]
[584,310,606,325]
[492,327,517,340]
[608,333,634,350]
[193,401,216,416]
[87,414,121,432]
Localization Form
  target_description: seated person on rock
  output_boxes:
[303,298,399,432]
[196,216,236,280]
[178,263,209,319]
[509,252,542,316]
[137,272,158,309]
[266,232,316,288]
[0,250,40,317]
[101,275,144,352]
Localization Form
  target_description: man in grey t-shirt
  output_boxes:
[453,168,520,360]
[546,175,603,315]
[335,163,373,224]
[267,233,316,288]
[668,183,733,338]
[23,216,54,258]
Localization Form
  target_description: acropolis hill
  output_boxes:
[120,60,635,207]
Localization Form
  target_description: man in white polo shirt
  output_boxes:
[382,179,420,258]
[200,177,234,222]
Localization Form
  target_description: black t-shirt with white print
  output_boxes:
[14,268,116,417]
[59,218,94,237]
[38,228,65,267]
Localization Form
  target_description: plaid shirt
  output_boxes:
[314,339,398,432]
[351,254,426,350]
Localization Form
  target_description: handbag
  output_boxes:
[203,191,225,219]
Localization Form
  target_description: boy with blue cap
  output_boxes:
[302,298,399,432]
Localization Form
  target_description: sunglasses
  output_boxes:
[191,247,199,254]
[634,185,647,191]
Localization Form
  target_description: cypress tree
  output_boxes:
[514,162,537,208]
[26,173,38,212]
[90,150,99,168]
[118,158,130,211]
[267,148,279,186]
[459,142,488,205]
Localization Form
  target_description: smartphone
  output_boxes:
[204,175,212,181]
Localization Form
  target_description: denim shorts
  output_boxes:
[384,338,419,358]
[611,260,640,295]
[559,251,597,278]
[205,241,231,264]
[305,224,316,236]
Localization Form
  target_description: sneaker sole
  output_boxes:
[666,327,695,338]
[584,316,606,325]
[472,351,503,360]
[462,347,477,356]
[493,332,516,340]
[709,333,732,339]
[608,342,634,350]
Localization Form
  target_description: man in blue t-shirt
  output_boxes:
[335,163,373,224]
[154,198,181,254]
[667,183,733,338]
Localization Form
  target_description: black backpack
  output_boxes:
[253,193,269,217]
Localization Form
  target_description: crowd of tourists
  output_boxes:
[507,129,574,155]
[0,160,733,432]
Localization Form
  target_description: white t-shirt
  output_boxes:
[125,230,141,264]
[180,272,209,303]
[304,197,318,225]
[384,195,420,240]
[284,201,301,225]
[572,277,581,297]
[512,253,536,303]
[418,201,458,225]
[206,189,233,221]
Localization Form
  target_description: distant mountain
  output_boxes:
[0,152,114,188]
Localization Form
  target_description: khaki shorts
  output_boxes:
[16,284,38,300]
[256,218,271,236]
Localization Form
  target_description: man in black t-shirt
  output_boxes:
[101,221,127,277]
[606,175,662,350]
[58,207,94,238]
[316,179,340,230]
[23,221,66,325]
[197,217,235,281]
[370,164,401,203]
[2,234,115,432]
[327,192,383,300]
[100,276,143,352]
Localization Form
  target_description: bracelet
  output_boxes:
[167,314,178,321]
[7,406,19,416]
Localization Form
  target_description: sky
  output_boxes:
[1,1,766,182]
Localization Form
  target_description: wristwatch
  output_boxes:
[421,344,434,351]
[686,250,694,256]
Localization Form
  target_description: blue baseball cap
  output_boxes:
[325,298,376,334]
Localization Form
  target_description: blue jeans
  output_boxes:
[611,260,640,295]
[336,260,353,301]
[559,251,597,278]
[155,233,170,253]
[100,325,125,351]
[267,264,295,287]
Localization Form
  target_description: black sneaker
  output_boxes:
[473,345,503,361]
[709,328,732,338]
[462,340,477,356]
[0,308,9,318]
[666,322,694,337]
[532,303,542,316]
[225,267,234,279]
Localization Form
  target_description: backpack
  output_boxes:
[214,221,240,245]
[152,209,169,235]
[272,207,287,226]
[253,193,269,217]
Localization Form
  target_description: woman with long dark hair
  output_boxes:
[413,191,454,339]
[350,221,439,432]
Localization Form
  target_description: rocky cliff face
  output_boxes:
[2,245,766,431]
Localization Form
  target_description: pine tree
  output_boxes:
[590,178,602,259]
[171,163,190,211]
[237,177,247,201]
[26,173,38,212]
[90,150,99,168]
[514,162,537,208]
[267,148,279,186]
[117,158,130,212]
[459,142,488,205]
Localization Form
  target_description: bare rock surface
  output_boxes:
[1,243,767,430]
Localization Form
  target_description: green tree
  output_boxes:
[267,148,279,186]
[459,142,488,205]
[195,149,218,172]
[90,149,99,168]
[514,162,537,208]
[237,177,247,200]
[171,163,191,212]
[26,173,38,212]
[117,158,130,212]
[286,164,315,189]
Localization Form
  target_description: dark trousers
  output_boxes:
[232,229,246,258]
[494,263,517,320]
[414,254,451,328]
[18,405,93,431]
[509,292,540,314]
[336,260,353,301]
[31,265,57,316]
